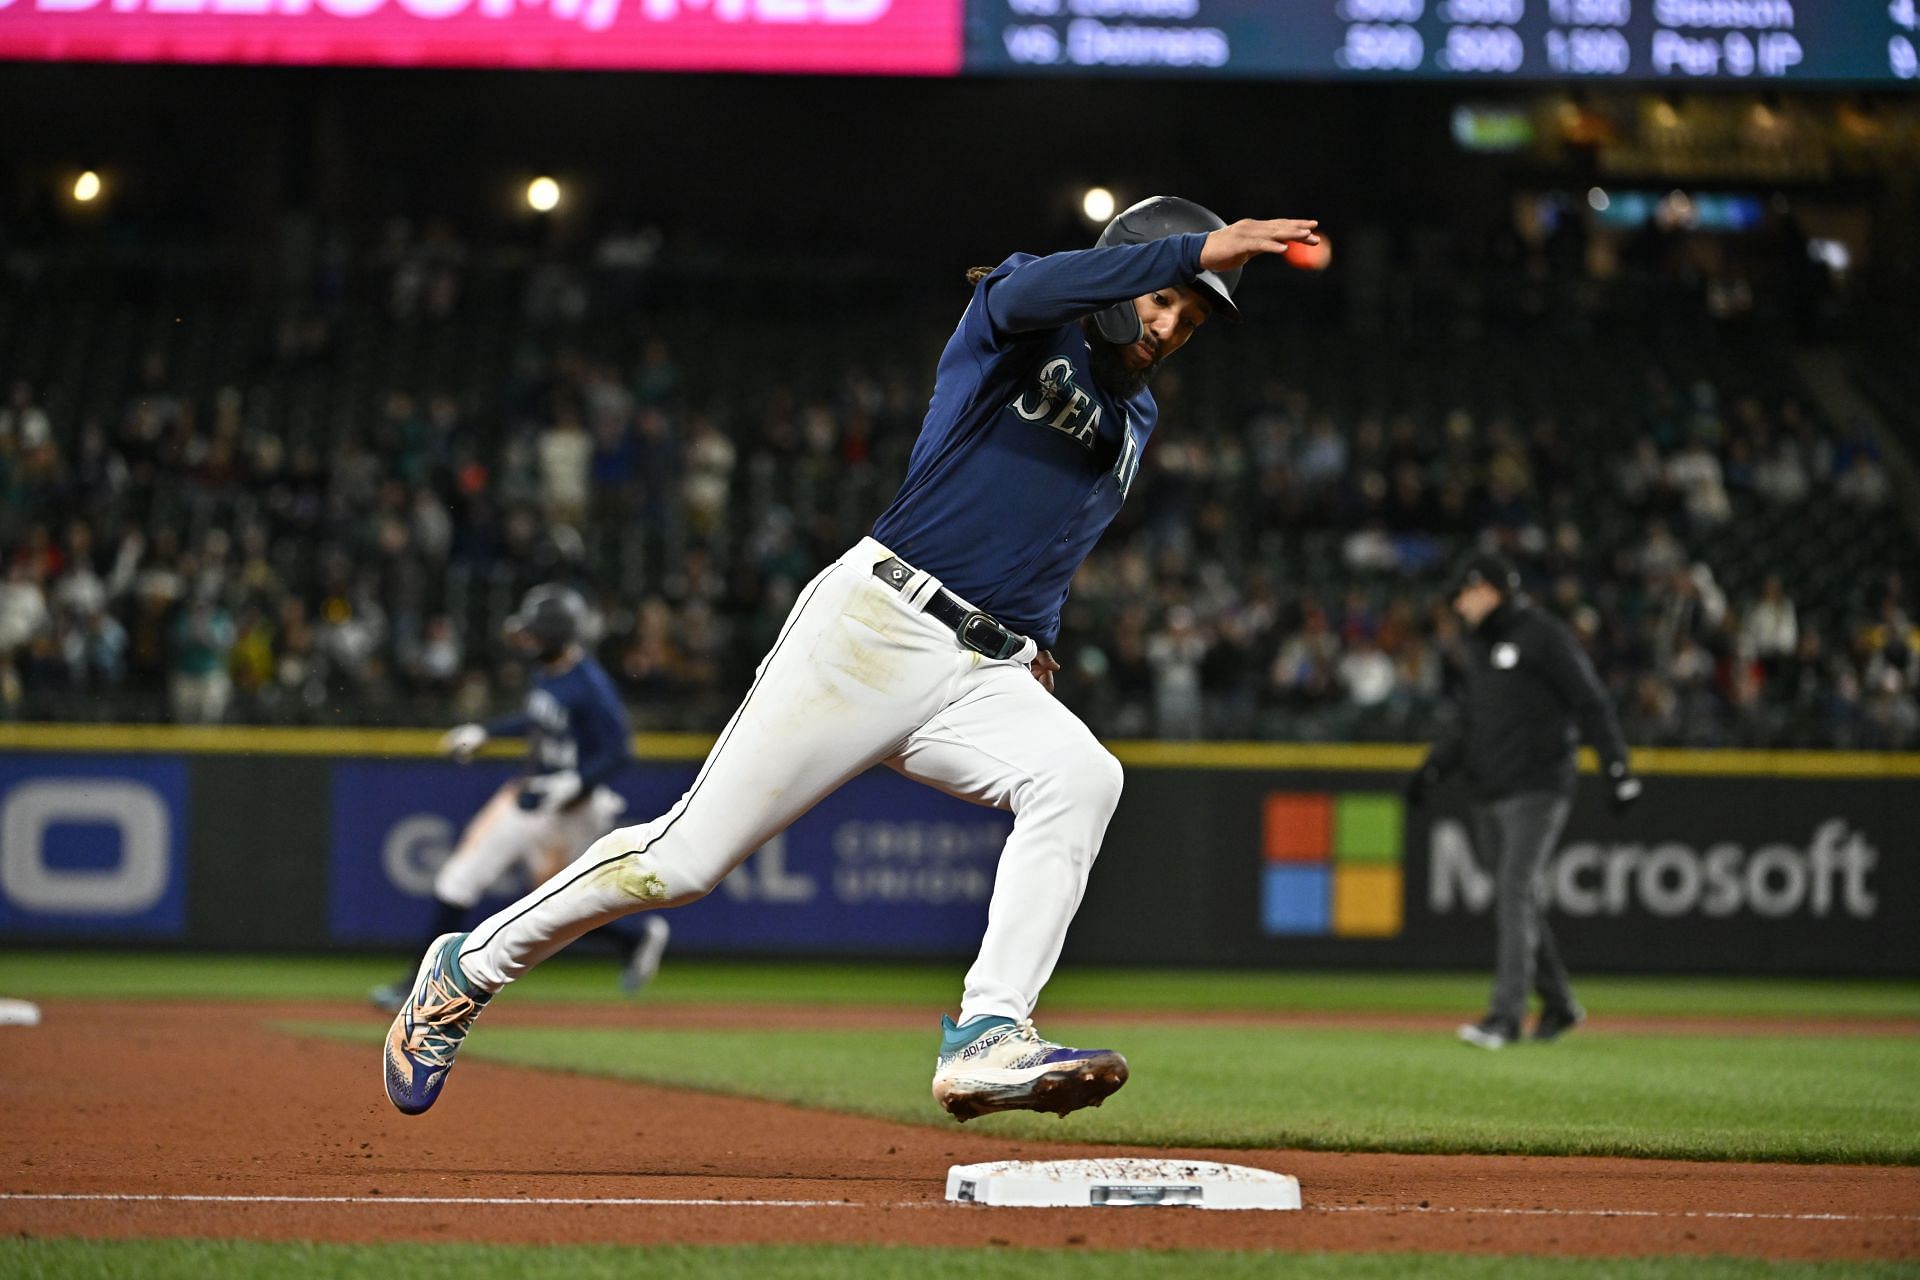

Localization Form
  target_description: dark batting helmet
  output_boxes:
[505,584,588,660]
[1091,196,1242,347]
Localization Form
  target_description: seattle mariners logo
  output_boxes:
[1010,356,1102,449]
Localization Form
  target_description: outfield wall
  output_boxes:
[1,727,1915,975]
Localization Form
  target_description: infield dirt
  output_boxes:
[2,999,1915,1262]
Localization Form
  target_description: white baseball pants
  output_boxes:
[458,537,1124,1025]
[433,783,628,910]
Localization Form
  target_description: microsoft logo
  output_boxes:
[1260,791,1404,938]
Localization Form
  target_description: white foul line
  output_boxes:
[1,1194,862,1209]
[1319,1204,1920,1224]
[1,1193,1915,1224]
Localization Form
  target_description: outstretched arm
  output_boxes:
[986,236,1209,335]
[1198,218,1323,272]
[482,711,533,739]
[985,218,1319,337]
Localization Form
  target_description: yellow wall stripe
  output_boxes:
[1,723,1917,779]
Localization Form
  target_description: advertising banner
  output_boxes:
[328,759,1010,953]
[0,0,962,75]
[3,736,1912,974]
[1070,768,1919,975]
[0,756,189,938]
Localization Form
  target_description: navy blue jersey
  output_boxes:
[871,232,1209,649]
[485,654,632,790]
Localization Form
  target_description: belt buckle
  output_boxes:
[959,611,1020,661]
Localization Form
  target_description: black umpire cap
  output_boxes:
[1450,551,1522,598]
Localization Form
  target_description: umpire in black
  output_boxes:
[1408,553,1642,1050]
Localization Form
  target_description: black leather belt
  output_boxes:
[872,556,1027,661]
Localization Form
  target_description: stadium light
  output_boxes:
[73,171,102,203]
[1081,186,1116,224]
[527,176,561,213]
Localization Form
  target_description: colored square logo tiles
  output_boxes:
[1334,793,1402,864]
[1333,866,1403,938]
[1261,866,1330,935]
[1263,793,1331,862]
[1260,790,1405,938]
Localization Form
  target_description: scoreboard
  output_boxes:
[2,0,1916,80]
[972,0,1920,83]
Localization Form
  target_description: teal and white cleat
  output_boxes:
[383,933,491,1116]
[930,1014,1128,1123]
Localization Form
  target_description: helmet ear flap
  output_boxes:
[1092,299,1143,346]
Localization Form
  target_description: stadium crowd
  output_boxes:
[0,229,1913,749]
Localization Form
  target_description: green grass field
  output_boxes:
[5,953,1917,1278]
[289,1016,1920,1163]
[8,951,1918,1165]
[2,1241,1916,1280]
[6,950,1918,1017]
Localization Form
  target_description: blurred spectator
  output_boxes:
[1835,454,1891,508]
[1146,605,1209,739]
[408,615,466,691]
[0,559,50,658]
[1753,431,1812,505]
[1615,436,1667,509]
[683,414,737,537]
[1666,440,1732,526]
[1296,417,1347,488]
[1742,575,1799,666]
[79,608,130,692]
[412,490,454,564]
[1271,602,1340,706]
[1338,633,1397,708]
[538,409,594,525]
[0,381,52,450]
[170,599,236,723]
[228,605,277,697]
[634,338,681,408]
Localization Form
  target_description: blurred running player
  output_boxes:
[371,585,668,1011]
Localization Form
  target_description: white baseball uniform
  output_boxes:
[433,781,628,910]
[457,538,1123,1025]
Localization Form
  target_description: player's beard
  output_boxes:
[1086,334,1157,399]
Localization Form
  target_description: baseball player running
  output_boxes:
[371,584,668,1013]
[383,198,1320,1121]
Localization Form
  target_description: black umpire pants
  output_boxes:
[1472,791,1576,1027]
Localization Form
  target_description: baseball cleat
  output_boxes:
[930,1014,1128,1123]
[620,914,671,996]
[1456,1016,1520,1051]
[383,932,491,1116]
[1532,1003,1587,1043]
